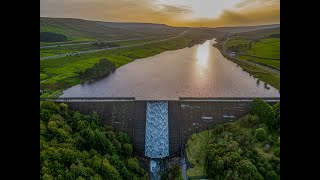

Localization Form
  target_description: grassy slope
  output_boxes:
[40,17,182,45]
[225,28,280,69]
[214,42,280,90]
[186,130,211,176]
[186,115,279,177]
[40,18,95,42]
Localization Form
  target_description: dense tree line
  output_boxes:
[268,34,280,38]
[205,99,280,180]
[40,101,147,179]
[228,43,252,53]
[40,32,68,42]
[78,59,116,81]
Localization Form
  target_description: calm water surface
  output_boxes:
[61,39,280,100]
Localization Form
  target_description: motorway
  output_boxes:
[40,31,187,60]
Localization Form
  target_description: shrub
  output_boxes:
[161,164,182,180]
[273,102,280,129]
[248,115,260,125]
[263,144,270,152]
[122,143,133,157]
[255,128,266,142]
[214,124,224,134]
[274,147,280,157]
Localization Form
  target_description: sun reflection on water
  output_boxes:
[196,41,210,69]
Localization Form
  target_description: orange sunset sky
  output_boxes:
[40,0,280,27]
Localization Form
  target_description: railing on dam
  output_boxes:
[41,97,280,102]
[41,97,280,156]
[179,97,280,102]
[40,97,136,102]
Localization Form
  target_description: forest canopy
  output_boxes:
[40,101,147,179]
[40,32,68,42]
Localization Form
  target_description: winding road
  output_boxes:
[40,31,187,60]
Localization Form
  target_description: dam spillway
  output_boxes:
[145,101,169,158]
[144,101,169,180]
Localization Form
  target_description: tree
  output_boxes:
[251,98,276,129]
[273,102,280,129]
[255,128,266,142]
[101,159,122,180]
[41,101,60,114]
[59,103,68,112]
[122,143,133,157]
[236,160,263,180]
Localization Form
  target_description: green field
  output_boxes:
[225,28,280,70]
[40,36,175,58]
[237,55,280,70]
[40,35,194,96]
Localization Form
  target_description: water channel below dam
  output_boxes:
[145,101,169,180]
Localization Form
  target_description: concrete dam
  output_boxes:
[42,97,279,157]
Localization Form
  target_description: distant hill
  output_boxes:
[232,27,280,39]
[214,24,280,33]
[40,17,279,43]
[40,17,181,42]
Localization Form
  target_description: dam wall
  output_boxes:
[43,97,280,156]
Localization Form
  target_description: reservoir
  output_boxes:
[61,39,280,100]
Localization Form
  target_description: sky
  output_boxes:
[40,0,280,27]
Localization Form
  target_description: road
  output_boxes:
[40,34,181,49]
[40,31,187,60]
[40,73,71,83]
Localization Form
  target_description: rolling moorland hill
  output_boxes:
[40,17,182,43]
[214,24,280,33]
[41,17,279,43]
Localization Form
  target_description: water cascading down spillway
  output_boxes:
[145,101,169,180]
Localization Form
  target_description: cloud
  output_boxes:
[40,0,279,27]
[160,4,193,15]
[235,0,279,8]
